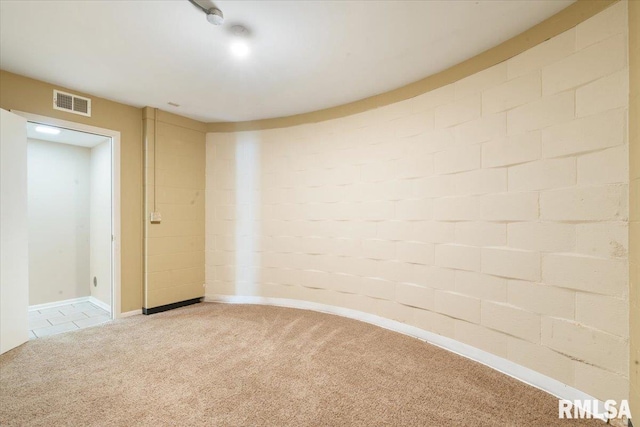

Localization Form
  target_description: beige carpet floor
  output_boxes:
[0,302,601,426]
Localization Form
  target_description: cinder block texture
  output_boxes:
[205,4,630,403]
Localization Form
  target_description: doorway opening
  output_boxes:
[16,114,121,339]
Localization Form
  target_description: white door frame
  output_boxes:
[12,110,122,320]
[0,109,29,354]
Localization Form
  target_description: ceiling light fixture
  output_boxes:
[35,125,61,135]
[229,25,250,58]
[186,0,224,26]
[206,8,224,25]
[230,40,250,58]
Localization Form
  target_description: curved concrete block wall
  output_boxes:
[206,3,630,402]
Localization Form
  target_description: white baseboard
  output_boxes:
[88,296,111,313]
[205,294,609,422]
[30,296,113,317]
[119,309,142,318]
[29,296,91,312]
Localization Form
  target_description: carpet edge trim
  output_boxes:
[204,293,609,422]
[142,297,202,315]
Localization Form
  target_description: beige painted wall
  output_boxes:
[0,70,143,313]
[90,140,112,307]
[206,2,630,403]
[143,109,206,309]
[628,0,639,419]
[27,138,91,305]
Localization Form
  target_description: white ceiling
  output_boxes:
[1,0,574,123]
[27,122,110,148]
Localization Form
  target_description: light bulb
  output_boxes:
[206,8,224,25]
[230,40,250,58]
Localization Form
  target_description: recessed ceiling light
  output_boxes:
[35,125,61,135]
[230,40,250,58]
[229,25,251,59]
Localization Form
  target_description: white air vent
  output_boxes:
[53,90,91,117]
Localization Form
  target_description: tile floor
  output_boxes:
[28,302,110,339]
